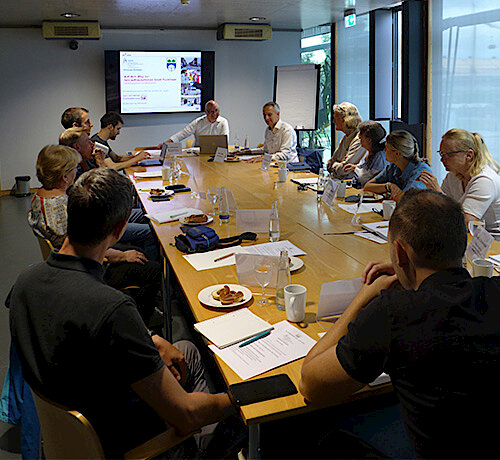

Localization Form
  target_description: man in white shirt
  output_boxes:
[166,100,229,146]
[241,102,298,163]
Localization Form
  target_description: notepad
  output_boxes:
[146,207,201,224]
[194,308,273,349]
[134,170,162,178]
[361,221,389,241]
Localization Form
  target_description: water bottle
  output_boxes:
[219,187,230,224]
[269,201,280,242]
[317,167,326,201]
[244,136,250,149]
[276,250,291,311]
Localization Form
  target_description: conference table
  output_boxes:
[128,154,499,458]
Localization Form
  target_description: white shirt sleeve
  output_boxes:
[461,175,497,220]
[169,118,199,143]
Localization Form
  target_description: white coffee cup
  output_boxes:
[472,259,494,278]
[383,200,396,220]
[278,167,289,183]
[336,181,347,199]
[284,284,307,322]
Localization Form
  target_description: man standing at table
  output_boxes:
[241,101,298,163]
[61,107,149,169]
[165,100,229,146]
[7,168,237,458]
[300,189,500,458]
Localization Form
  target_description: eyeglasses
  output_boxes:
[437,150,464,158]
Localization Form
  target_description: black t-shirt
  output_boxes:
[7,252,164,455]
[336,268,500,458]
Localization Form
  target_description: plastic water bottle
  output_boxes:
[276,250,291,311]
[219,187,230,224]
[244,136,250,149]
[269,201,280,242]
[317,167,326,201]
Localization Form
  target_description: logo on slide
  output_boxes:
[166,59,177,71]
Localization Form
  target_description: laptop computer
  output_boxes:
[137,143,167,167]
[199,135,228,155]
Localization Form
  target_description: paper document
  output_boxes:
[134,170,162,179]
[237,155,262,160]
[466,225,494,261]
[291,178,318,185]
[354,231,388,245]
[183,246,243,271]
[361,221,389,241]
[317,278,363,320]
[194,308,273,349]
[209,320,317,380]
[338,203,383,214]
[146,207,201,224]
[240,240,306,257]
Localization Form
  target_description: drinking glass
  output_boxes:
[206,189,219,216]
[254,262,272,306]
[468,219,485,237]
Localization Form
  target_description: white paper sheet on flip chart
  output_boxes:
[209,320,317,380]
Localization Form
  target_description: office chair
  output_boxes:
[31,389,191,460]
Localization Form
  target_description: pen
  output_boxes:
[239,330,271,347]
[323,231,357,235]
[214,252,235,262]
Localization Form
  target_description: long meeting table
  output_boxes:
[129,154,500,458]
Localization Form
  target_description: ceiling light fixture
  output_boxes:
[60,12,80,18]
[249,17,266,22]
[180,0,190,4]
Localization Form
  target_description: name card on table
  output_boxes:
[260,153,273,171]
[166,142,182,155]
[466,225,494,261]
[236,209,272,233]
[214,147,228,163]
[321,179,339,206]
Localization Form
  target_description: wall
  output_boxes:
[0,28,300,189]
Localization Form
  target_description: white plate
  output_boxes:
[179,214,214,226]
[289,256,304,272]
[198,284,253,308]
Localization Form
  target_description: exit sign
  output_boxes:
[344,13,356,28]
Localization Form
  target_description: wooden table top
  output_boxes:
[130,156,500,425]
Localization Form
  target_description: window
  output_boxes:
[300,26,332,152]
[431,1,500,181]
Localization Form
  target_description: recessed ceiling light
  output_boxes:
[249,17,266,22]
[60,12,80,18]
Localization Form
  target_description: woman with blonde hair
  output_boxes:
[327,102,366,179]
[364,130,432,202]
[419,128,500,239]
[28,145,160,325]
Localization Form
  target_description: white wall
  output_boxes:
[0,28,300,189]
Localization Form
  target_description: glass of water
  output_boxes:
[254,262,272,306]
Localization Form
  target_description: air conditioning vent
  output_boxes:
[217,23,272,41]
[42,21,101,39]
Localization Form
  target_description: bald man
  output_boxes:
[165,100,229,146]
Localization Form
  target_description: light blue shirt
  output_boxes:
[374,161,432,191]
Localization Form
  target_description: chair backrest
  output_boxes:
[35,235,54,261]
[185,138,195,149]
[31,389,105,459]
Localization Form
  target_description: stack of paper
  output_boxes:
[194,308,273,349]
[361,221,389,241]
[338,203,383,214]
[134,170,162,179]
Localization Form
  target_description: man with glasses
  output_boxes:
[164,100,229,146]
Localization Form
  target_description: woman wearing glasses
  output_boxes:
[29,145,160,325]
[363,130,432,202]
[418,128,500,240]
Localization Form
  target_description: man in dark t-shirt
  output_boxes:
[300,190,500,458]
[8,168,236,457]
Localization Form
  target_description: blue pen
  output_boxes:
[239,330,272,347]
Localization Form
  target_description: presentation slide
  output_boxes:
[120,51,202,113]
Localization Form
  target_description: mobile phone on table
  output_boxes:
[228,374,297,406]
